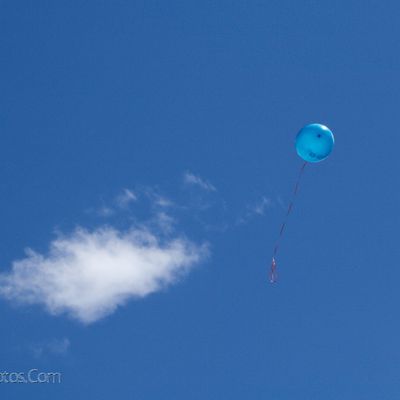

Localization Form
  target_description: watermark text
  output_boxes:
[0,370,62,384]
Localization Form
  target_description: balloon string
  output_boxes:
[270,161,307,283]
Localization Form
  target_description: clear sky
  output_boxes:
[1,1,399,399]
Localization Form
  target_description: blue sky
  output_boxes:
[1,1,400,398]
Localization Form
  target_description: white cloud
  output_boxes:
[183,172,216,192]
[0,225,207,324]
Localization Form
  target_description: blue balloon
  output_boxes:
[295,123,334,163]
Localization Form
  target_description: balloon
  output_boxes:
[295,123,334,163]
[270,123,335,282]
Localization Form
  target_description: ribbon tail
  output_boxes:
[270,257,277,283]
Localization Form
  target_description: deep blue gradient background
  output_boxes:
[1,1,400,399]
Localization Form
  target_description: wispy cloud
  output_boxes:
[143,187,174,208]
[97,206,115,217]
[250,196,272,216]
[0,223,208,324]
[153,212,176,234]
[237,196,273,224]
[93,188,172,219]
[30,338,70,358]
[183,172,216,192]
[115,188,137,209]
